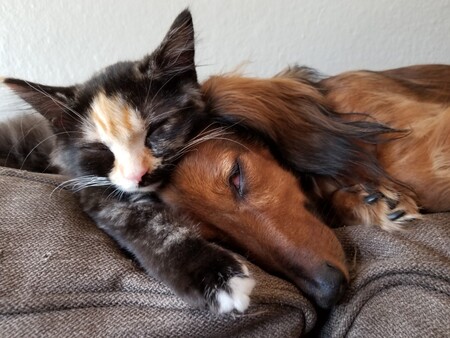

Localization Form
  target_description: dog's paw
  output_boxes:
[332,184,421,231]
[361,187,421,231]
[214,264,255,313]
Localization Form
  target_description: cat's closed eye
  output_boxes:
[81,143,110,152]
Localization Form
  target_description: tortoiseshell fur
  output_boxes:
[1,10,255,314]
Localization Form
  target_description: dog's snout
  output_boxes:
[312,262,348,308]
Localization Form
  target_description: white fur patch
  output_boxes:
[216,264,256,314]
[85,92,159,192]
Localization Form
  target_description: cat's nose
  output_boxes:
[125,167,148,183]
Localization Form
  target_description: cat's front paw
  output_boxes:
[212,264,255,313]
[190,247,256,314]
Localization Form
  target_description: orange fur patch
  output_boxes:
[86,92,158,191]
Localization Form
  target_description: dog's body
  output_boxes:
[199,65,450,231]
[322,65,450,215]
[162,65,450,306]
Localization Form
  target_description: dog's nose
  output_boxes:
[313,262,348,308]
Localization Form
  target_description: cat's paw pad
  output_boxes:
[215,264,256,313]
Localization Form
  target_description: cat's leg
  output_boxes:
[79,190,255,314]
[330,183,421,231]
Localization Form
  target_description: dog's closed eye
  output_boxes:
[229,159,245,198]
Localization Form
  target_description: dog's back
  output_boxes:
[321,65,450,211]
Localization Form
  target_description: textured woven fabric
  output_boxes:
[0,167,315,337]
[1,167,449,337]
[319,213,450,337]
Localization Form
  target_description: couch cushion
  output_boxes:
[0,167,316,337]
[321,213,450,337]
[1,166,449,337]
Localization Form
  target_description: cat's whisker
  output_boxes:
[104,186,118,200]
[188,120,253,152]
[51,177,88,196]
[167,37,193,69]
[167,126,238,161]
[204,137,252,151]
[72,183,111,192]
[143,106,180,128]
[51,175,112,196]
[144,72,155,109]
[3,112,49,168]
[17,131,83,171]
[147,72,181,110]
[23,81,94,129]
[168,134,252,162]
[144,105,196,128]
[105,187,124,201]
[71,182,113,193]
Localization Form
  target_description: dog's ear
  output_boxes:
[3,78,77,131]
[202,72,398,183]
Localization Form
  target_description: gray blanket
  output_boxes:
[0,167,449,337]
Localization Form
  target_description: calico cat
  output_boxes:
[0,114,57,173]
[1,10,255,313]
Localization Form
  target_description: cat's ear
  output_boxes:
[139,9,197,81]
[3,78,76,129]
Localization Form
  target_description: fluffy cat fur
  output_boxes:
[0,114,56,173]
[0,10,255,314]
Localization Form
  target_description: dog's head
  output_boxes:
[161,69,400,308]
[161,136,348,308]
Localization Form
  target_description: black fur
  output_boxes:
[0,114,57,173]
[4,13,205,181]
[80,187,247,312]
[2,10,251,313]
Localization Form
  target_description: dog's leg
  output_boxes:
[330,184,422,231]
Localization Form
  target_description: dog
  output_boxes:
[160,64,450,307]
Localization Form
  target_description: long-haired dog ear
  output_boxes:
[202,68,401,183]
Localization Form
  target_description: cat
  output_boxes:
[0,114,57,173]
[0,10,255,314]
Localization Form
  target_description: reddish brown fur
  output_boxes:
[161,138,348,303]
[161,65,449,304]
[322,65,450,212]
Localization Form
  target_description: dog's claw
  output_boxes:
[387,210,405,221]
[364,192,383,205]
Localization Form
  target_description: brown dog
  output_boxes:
[161,65,450,306]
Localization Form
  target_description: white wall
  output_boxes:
[1,0,449,86]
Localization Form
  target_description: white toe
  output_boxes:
[216,264,256,314]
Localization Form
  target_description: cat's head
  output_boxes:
[4,9,205,193]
